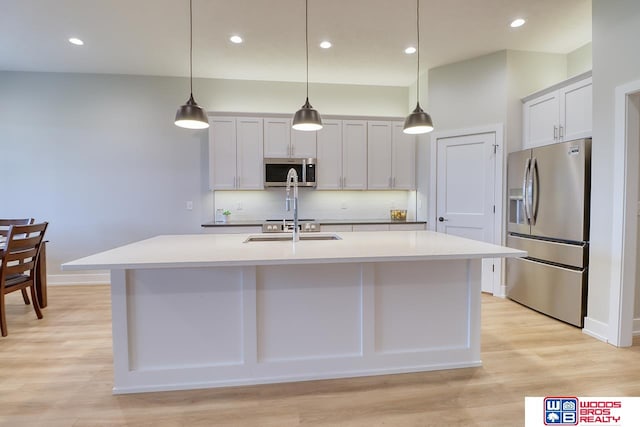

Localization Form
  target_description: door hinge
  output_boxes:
[492,264,495,272]
[493,144,498,154]
[493,205,496,213]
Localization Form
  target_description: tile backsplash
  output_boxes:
[214,189,417,221]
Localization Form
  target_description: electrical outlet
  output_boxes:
[341,202,347,210]
[186,201,193,211]
[236,201,243,211]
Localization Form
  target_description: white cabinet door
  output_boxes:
[209,117,237,190]
[342,120,367,190]
[317,119,343,190]
[367,121,392,190]
[523,91,559,149]
[392,122,416,190]
[291,129,317,158]
[264,118,291,158]
[236,117,264,189]
[559,77,592,142]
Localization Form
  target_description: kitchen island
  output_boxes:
[63,231,525,394]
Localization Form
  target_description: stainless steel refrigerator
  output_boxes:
[506,138,591,327]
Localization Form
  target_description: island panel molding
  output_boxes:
[63,231,525,394]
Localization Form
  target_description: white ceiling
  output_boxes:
[0,0,592,87]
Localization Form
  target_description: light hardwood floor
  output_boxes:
[0,285,638,427]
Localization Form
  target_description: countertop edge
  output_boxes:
[202,220,428,227]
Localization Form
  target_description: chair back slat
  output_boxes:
[0,218,34,238]
[6,261,36,276]
[1,223,48,281]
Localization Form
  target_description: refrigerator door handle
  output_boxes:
[522,158,532,224]
[531,157,540,225]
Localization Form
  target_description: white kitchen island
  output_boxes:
[63,230,525,394]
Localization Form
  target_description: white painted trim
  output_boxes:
[608,79,640,347]
[429,123,505,296]
[582,317,609,343]
[633,318,640,336]
[48,273,110,286]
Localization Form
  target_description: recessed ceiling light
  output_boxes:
[404,46,416,54]
[510,18,526,28]
[230,35,243,44]
[68,37,84,46]
[320,41,332,49]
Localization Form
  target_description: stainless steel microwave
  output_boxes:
[264,158,316,187]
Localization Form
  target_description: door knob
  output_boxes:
[438,217,448,222]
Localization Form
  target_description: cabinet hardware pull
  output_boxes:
[553,125,558,140]
[559,125,564,138]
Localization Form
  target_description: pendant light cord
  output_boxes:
[305,0,309,99]
[416,0,420,103]
[189,0,193,96]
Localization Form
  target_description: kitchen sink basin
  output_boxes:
[243,233,342,243]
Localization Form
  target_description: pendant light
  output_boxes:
[175,0,209,130]
[292,0,323,131]
[403,0,434,135]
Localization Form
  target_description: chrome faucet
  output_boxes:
[285,168,299,242]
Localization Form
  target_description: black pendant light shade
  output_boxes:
[403,102,433,134]
[175,94,209,129]
[293,97,322,131]
[175,0,209,130]
[403,0,434,135]
[292,0,322,131]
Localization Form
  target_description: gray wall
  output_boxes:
[590,0,640,325]
[0,71,408,277]
[568,42,593,78]
[428,51,508,133]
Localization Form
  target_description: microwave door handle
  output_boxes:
[302,159,306,183]
[531,157,539,226]
[522,158,531,224]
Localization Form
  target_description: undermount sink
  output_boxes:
[243,233,342,243]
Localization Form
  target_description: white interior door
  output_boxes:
[436,132,497,293]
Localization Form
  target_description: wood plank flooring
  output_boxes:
[0,285,638,427]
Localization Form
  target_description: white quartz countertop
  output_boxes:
[62,231,526,270]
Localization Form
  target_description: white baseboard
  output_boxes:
[48,273,110,286]
[582,317,609,343]
[633,318,640,336]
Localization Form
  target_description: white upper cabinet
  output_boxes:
[236,117,264,190]
[209,117,236,191]
[523,74,592,149]
[342,120,368,190]
[559,77,593,142]
[209,116,264,190]
[291,129,317,158]
[264,118,317,158]
[263,118,291,158]
[523,92,559,148]
[367,121,393,190]
[367,121,416,190]
[316,119,343,190]
[392,122,416,190]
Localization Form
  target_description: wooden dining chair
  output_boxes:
[0,222,48,337]
[0,218,35,305]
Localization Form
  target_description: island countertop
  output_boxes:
[62,230,526,270]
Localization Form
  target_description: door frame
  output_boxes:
[608,79,640,347]
[429,124,505,296]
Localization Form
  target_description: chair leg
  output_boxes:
[1,293,7,337]
[29,285,43,320]
[21,288,31,305]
